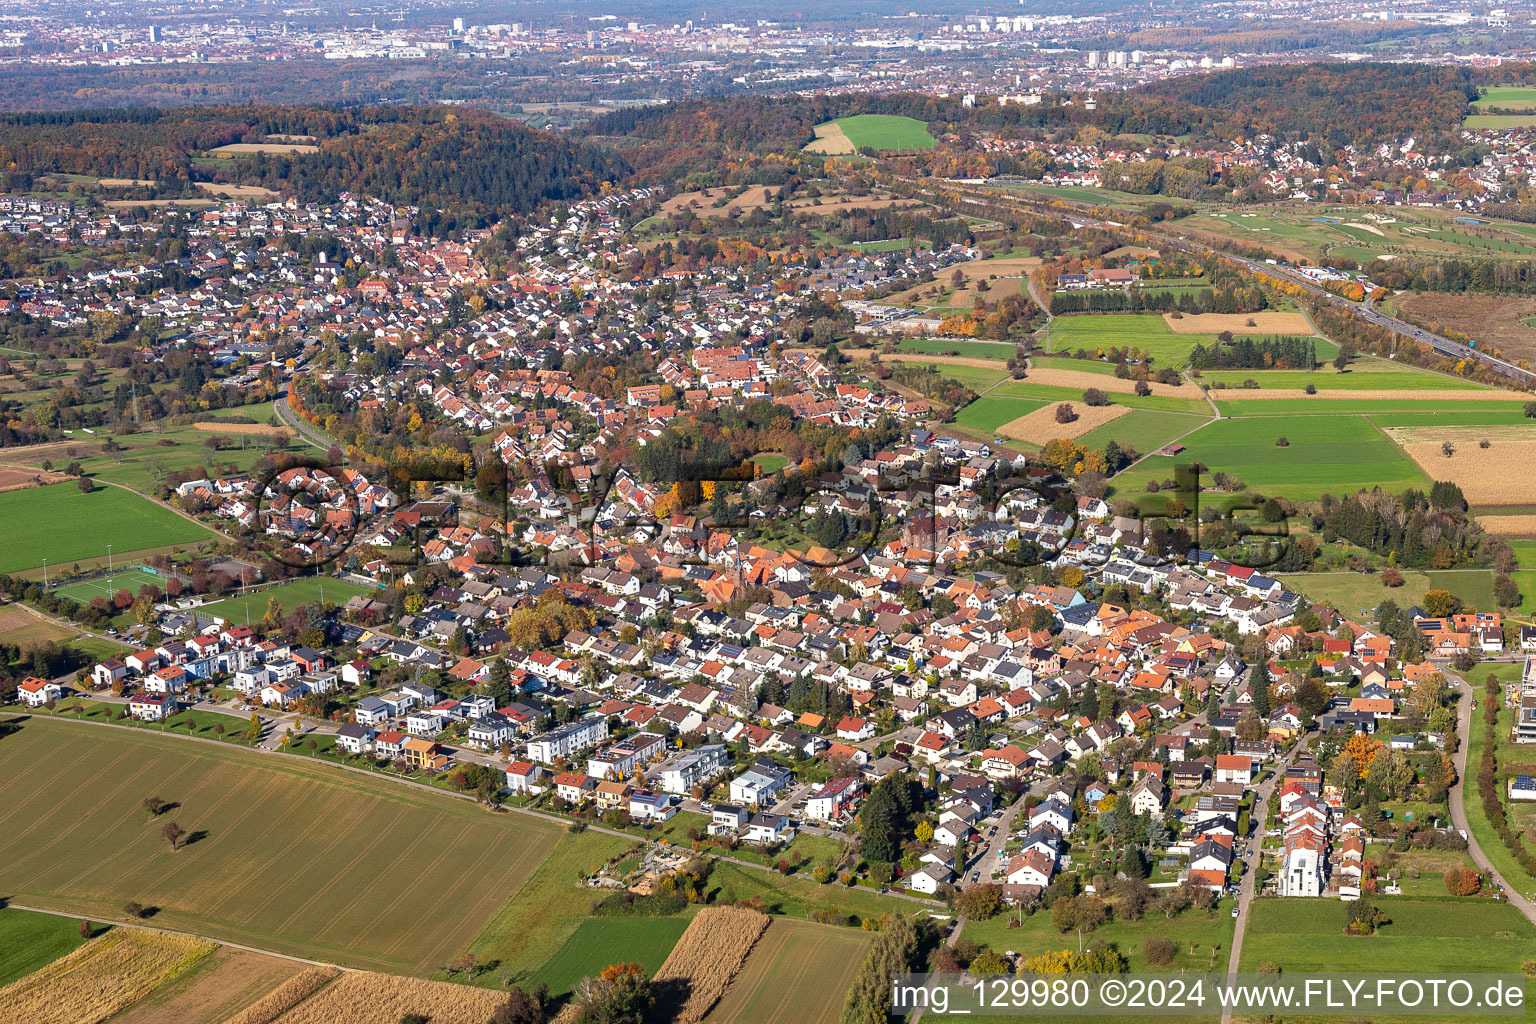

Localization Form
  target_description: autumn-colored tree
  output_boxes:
[1342,732,1383,779]
[1443,867,1481,896]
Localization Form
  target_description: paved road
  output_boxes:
[1441,666,1536,926]
[1220,735,1308,1024]
[272,388,336,452]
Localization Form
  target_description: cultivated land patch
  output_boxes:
[812,114,936,153]
[705,917,872,1024]
[107,947,305,1024]
[0,465,70,492]
[196,183,279,199]
[997,401,1130,444]
[1022,365,1205,400]
[0,717,563,973]
[0,908,94,989]
[652,906,770,1024]
[276,971,509,1024]
[803,122,853,155]
[1478,514,1536,535]
[529,916,691,996]
[207,143,318,155]
[0,604,76,651]
[1394,438,1536,504]
[1161,311,1314,334]
[1474,85,1536,110]
[0,927,215,1024]
[661,186,779,218]
[0,482,214,574]
[192,421,290,437]
[1048,313,1202,368]
[785,195,921,215]
[1216,387,1526,402]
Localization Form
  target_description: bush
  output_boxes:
[1143,936,1177,966]
[1054,402,1078,424]
[1083,388,1110,406]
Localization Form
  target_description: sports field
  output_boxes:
[705,918,872,1024]
[52,569,171,607]
[0,716,563,974]
[192,576,374,624]
[0,483,214,574]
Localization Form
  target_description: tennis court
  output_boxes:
[53,568,172,605]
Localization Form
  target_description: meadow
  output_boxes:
[1198,367,1489,392]
[963,899,1236,973]
[955,396,1046,434]
[0,716,563,974]
[1048,313,1203,368]
[1474,85,1536,110]
[1111,414,1428,501]
[1275,569,1504,619]
[0,482,215,574]
[0,908,96,988]
[527,917,691,996]
[895,337,1018,359]
[1239,897,1536,1024]
[828,114,936,151]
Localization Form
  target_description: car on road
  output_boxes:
[1231,907,1240,918]
[1459,829,1469,841]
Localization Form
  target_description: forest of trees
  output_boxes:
[1187,335,1317,370]
[0,106,625,229]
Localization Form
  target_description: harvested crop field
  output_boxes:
[997,402,1129,443]
[193,421,289,437]
[803,122,854,155]
[1022,365,1205,398]
[1394,291,1536,362]
[274,972,507,1024]
[1162,311,1315,334]
[1396,440,1536,504]
[0,928,215,1024]
[706,918,872,1024]
[221,966,338,1024]
[0,604,76,650]
[652,906,770,1024]
[786,196,921,215]
[108,948,306,1024]
[661,186,777,218]
[197,183,279,198]
[208,143,318,155]
[0,464,69,492]
[1478,515,1536,535]
[97,178,157,187]
[0,717,563,973]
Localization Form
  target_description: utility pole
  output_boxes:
[107,544,113,574]
[41,558,47,588]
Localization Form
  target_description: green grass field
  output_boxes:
[993,381,1209,415]
[955,397,1046,434]
[1048,314,1202,368]
[1275,569,1503,619]
[1474,85,1536,110]
[705,917,873,1024]
[0,716,564,974]
[964,899,1236,973]
[896,338,1015,359]
[529,916,691,996]
[0,483,215,574]
[70,406,306,494]
[1466,703,1536,901]
[1216,399,1534,419]
[1239,897,1536,1023]
[1113,414,1428,501]
[1077,409,1211,455]
[751,454,790,474]
[192,576,374,624]
[1200,368,1489,391]
[0,907,98,987]
[1465,113,1536,130]
[825,114,936,152]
